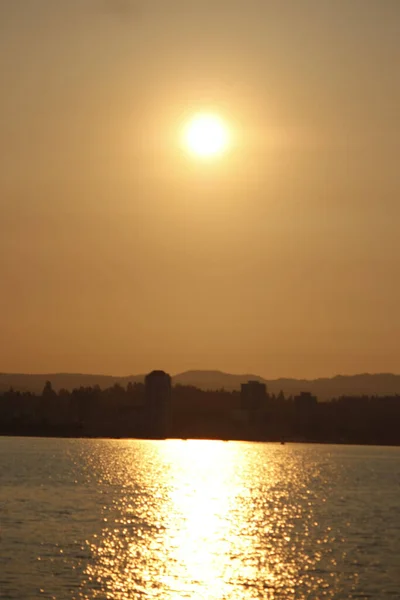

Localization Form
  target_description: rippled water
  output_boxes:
[0,438,399,599]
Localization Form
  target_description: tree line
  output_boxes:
[0,381,399,444]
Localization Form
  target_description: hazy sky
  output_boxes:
[1,0,399,378]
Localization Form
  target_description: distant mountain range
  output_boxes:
[1,370,400,401]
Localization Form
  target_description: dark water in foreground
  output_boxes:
[0,438,399,599]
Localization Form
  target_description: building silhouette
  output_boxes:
[294,391,317,410]
[240,380,267,411]
[293,391,318,439]
[144,370,171,438]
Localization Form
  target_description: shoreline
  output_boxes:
[1,432,399,448]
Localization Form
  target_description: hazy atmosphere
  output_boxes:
[1,0,399,378]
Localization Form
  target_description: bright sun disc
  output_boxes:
[184,114,229,158]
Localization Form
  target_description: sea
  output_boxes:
[0,437,399,599]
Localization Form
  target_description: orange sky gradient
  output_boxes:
[1,1,399,378]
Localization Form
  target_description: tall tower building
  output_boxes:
[240,380,267,411]
[144,370,171,438]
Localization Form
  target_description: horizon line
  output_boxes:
[1,370,400,381]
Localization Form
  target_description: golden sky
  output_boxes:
[1,0,399,378]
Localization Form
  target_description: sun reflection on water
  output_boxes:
[80,440,340,599]
[160,440,241,598]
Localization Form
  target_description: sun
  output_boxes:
[184,113,229,158]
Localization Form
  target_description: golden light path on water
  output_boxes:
[80,440,341,599]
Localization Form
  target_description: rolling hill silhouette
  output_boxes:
[1,370,400,400]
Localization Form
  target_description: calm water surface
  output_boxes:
[0,437,399,599]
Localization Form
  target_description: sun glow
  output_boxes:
[184,113,229,158]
